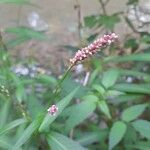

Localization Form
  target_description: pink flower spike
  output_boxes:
[70,33,118,65]
[47,105,58,115]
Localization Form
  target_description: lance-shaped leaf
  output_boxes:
[102,69,119,89]
[98,100,111,119]
[39,87,80,132]
[65,100,96,132]
[47,132,87,150]
[0,0,33,5]
[109,121,127,150]
[104,53,150,63]
[0,118,26,135]
[121,104,148,122]
[11,115,43,150]
[132,120,150,139]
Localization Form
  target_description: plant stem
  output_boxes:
[0,31,8,51]
[17,5,22,26]
[53,64,74,97]
[58,64,74,86]
[104,0,110,5]
[75,0,82,42]
[99,0,107,15]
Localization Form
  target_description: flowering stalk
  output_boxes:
[48,33,118,115]
[47,66,73,115]
[70,33,118,65]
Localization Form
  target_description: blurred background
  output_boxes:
[0,0,149,74]
[0,0,135,72]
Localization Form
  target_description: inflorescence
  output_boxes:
[47,105,58,115]
[70,33,118,65]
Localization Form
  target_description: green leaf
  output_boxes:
[88,68,100,85]
[13,123,26,142]
[47,132,87,150]
[98,14,120,30]
[119,69,150,81]
[61,78,87,98]
[141,34,150,44]
[0,0,33,5]
[106,90,124,98]
[27,95,44,119]
[86,33,98,43]
[35,74,57,85]
[102,69,119,88]
[122,104,148,122]
[113,83,150,94]
[16,83,25,103]
[104,54,150,63]
[11,116,42,150]
[82,94,99,102]
[127,141,150,150]
[124,38,138,50]
[124,125,137,144]
[132,120,150,139]
[110,94,143,104]
[63,45,79,52]
[0,118,26,135]
[6,36,29,48]
[109,121,127,150]
[84,15,98,28]
[5,27,47,40]
[77,132,100,146]
[65,100,96,131]
[39,87,80,132]
[98,100,111,119]
[0,100,10,128]
[127,0,139,5]
[0,138,12,149]
[77,130,108,146]
[92,84,105,95]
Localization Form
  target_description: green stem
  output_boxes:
[58,64,74,85]
[0,31,8,51]
[99,0,107,15]
[75,0,82,42]
[53,64,74,97]
[17,5,22,26]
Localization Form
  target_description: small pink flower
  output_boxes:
[47,105,58,115]
[70,33,118,64]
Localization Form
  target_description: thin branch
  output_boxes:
[53,64,74,97]
[17,5,22,26]
[104,0,110,5]
[0,31,8,51]
[74,0,82,42]
[99,0,107,15]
